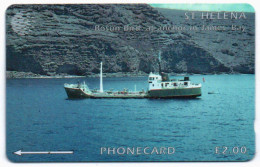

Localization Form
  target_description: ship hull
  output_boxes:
[65,87,201,99]
[64,87,93,99]
[147,87,201,98]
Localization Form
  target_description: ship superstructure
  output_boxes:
[147,72,201,98]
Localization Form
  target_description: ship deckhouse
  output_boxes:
[148,73,162,90]
[148,72,199,91]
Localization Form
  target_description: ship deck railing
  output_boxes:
[92,91,146,95]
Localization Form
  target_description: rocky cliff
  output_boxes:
[157,8,255,74]
[6,4,254,77]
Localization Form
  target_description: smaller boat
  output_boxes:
[208,91,220,94]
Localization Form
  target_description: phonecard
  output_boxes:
[6,4,255,162]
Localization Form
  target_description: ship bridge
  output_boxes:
[148,72,162,90]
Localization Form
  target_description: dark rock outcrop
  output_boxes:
[6,4,254,77]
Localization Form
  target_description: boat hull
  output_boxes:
[147,87,201,98]
[64,87,93,99]
[65,87,201,99]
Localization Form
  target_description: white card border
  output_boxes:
[1,0,259,166]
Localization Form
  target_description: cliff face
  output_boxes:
[158,8,255,74]
[6,4,254,76]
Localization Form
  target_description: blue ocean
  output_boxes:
[6,74,255,162]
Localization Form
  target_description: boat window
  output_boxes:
[174,83,177,86]
[161,83,163,87]
[184,82,188,86]
[165,83,169,87]
[152,84,154,87]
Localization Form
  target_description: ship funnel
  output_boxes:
[100,62,104,93]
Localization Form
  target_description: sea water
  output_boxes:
[6,74,255,162]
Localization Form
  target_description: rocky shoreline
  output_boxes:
[6,71,149,79]
[6,70,249,79]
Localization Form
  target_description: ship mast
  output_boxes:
[158,51,162,75]
[100,62,104,93]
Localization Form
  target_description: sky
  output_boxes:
[149,4,255,12]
